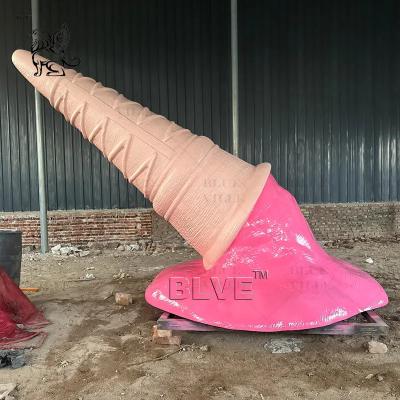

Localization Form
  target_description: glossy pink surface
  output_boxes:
[145,175,388,331]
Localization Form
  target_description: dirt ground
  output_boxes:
[2,241,400,400]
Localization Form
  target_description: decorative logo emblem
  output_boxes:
[31,23,80,77]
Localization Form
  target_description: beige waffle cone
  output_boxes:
[12,49,270,268]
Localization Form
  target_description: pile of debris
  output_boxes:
[50,245,95,257]
[116,239,158,253]
[38,239,191,258]
[0,383,17,400]
[0,350,25,369]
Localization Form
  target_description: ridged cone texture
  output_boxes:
[12,49,271,268]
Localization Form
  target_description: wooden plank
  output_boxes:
[157,311,389,336]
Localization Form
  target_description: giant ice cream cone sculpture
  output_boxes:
[12,50,269,269]
[13,50,388,332]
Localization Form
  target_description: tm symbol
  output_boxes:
[252,269,268,280]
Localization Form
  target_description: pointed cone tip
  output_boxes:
[11,49,28,64]
[12,49,55,98]
[12,49,32,75]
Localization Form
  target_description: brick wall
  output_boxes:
[152,202,400,247]
[301,202,400,241]
[0,202,399,250]
[0,209,152,248]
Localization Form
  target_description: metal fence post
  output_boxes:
[31,0,48,253]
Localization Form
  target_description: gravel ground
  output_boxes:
[1,241,399,400]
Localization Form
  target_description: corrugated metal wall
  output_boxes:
[0,0,232,211]
[239,0,400,203]
[0,1,36,212]
[1,0,400,211]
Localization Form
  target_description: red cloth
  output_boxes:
[0,268,48,345]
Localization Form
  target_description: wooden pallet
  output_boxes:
[157,310,388,336]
